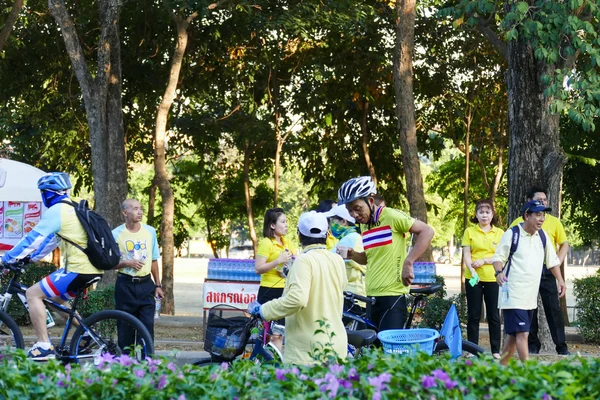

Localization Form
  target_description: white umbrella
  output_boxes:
[0,158,46,202]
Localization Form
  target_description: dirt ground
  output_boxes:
[19,322,600,357]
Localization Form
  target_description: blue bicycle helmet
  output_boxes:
[37,172,72,192]
[337,176,377,205]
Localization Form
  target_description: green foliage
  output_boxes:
[75,285,115,319]
[441,0,600,131]
[415,275,468,333]
[0,262,56,325]
[2,349,600,399]
[573,274,600,344]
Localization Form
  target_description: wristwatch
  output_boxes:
[494,270,503,277]
[155,284,162,288]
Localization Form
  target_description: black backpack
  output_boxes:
[57,200,120,271]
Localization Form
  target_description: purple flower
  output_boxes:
[511,379,516,384]
[542,394,551,400]
[84,379,93,385]
[372,391,382,400]
[177,395,186,400]
[57,380,67,388]
[64,364,72,373]
[97,353,116,368]
[135,369,146,378]
[445,379,458,390]
[290,366,300,375]
[275,369,287,381]
[367,364,374,370]
[157,374,168,389]
[210,373,218,381]
[319,376,340,398]
[368,373,392,391]
[167,362,177,373]
[149,365,158,374]
[112,379,118,388]
[117,354,134,367]
[465,359,473,366]
[220,362,229,371]
[329,364,344,375]
[146,357,160,366]
[299,374,309,381]
[348,368,359,381]
[339,379,352,389]
[421,375,436,389]
[431,369,450,382]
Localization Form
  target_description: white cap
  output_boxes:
[298,211,329,238]
[323,204,355,224]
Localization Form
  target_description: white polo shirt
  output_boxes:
[492,225,560,310]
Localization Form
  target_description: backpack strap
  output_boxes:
[56,200,86,253]
[504,225,520,278]
[539,229,548,272]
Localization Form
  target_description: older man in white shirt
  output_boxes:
[492,200,566,366]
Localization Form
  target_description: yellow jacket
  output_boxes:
[261,245,348,365]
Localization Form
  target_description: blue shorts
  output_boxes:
[39,268,101,301]
[503,309,534,336]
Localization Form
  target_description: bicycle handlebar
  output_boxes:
[344,291,376,306]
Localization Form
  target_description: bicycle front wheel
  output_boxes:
[70,310,154,363]
[433,339,485,358]
[0,311,24,353]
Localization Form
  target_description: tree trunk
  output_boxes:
[244,141,258,254]
[361,101,377,185]
[274,138,282,208]
[49,0,128,287]
[152,7,198,315]
[147,182,156,223]
[393,0,431,261]
[461,122,470,294]
[505,19,568,352]
[0,0,24,53]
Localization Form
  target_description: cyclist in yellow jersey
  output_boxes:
[509,186,570,355]
[0,172,102,359]
[337,177,434,330]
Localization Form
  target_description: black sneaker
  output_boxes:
[528,346,540,354]
[557,349,571,355]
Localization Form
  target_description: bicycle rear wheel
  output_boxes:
[0,311,24,353]
[433,340,485,358]
[70,310,154,363]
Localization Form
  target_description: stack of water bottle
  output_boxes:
[413,262,437,284]
[207,258,261,282]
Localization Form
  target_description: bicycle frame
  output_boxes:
[0,266,104,362]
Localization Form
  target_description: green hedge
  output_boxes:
[415,275,468,333]
[75,284,115,319]
[573,274,600,344]
[0,349,598,399]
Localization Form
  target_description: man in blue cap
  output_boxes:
[492,200,566,365]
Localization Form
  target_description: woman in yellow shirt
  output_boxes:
[255,207,296,306]
[462,199,504,359]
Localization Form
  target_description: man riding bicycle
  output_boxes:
[337,176,434,331]
[0,172,103,359]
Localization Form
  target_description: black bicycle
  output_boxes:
[344,285,485,357]
[0,260,154,363]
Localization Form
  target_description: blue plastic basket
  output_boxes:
[377,328,440,356]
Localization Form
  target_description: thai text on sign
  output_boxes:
[203,281,259,309]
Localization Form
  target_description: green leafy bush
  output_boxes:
[573,274,600,344]
[0,262,57,325]
[1,349,599,399]
[415,275,467,332]
[76,284,115,319]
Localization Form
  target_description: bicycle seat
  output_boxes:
[409,284,442,296]
[346,329,377,348]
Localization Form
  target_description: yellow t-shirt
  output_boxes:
[359,207,415,296]
[112,223,160,277]
[461,225,504,282]
[256,237,297,289]
[261,245,348,365]
[510,214,567,249]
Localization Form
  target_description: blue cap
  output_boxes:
[522,200,551,214]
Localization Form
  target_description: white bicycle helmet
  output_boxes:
[337,176,377,205]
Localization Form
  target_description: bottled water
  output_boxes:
[501,282,509,303]
[154,297,162,319]
[212,328,227,356]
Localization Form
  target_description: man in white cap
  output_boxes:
[248,211,348,364]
